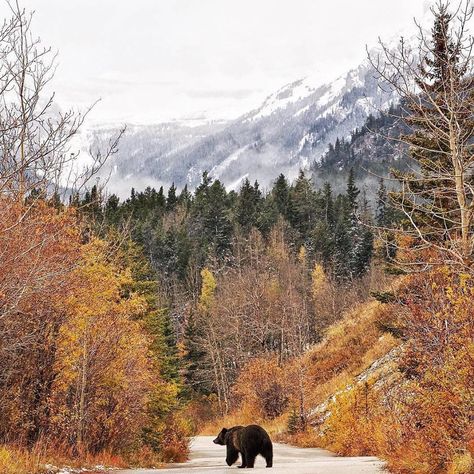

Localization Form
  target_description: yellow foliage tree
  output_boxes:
[199,268,216,314]
[50,239,152,453]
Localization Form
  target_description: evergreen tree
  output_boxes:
[332,195,352,281]
[178,184,192,209]
[272,174,290,218]
[346,168,360,215]
[236,178,262,232]
[157,186,166,209]
[192,173,232,260]
[287,406,301,434]
[353,189,374,277]
[376,178,388,227]
[288,170,317,241]
[167,183,178,211]
[183,313,209,394]
[376,178,397,262]
[105,194,120,224]
[385,2,474,264]
[322,182,335,225]
[81,184,103,220]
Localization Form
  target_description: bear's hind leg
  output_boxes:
[263,443,273,467]
[246,450,257,468]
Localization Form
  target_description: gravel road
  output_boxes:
[115,435,385,473]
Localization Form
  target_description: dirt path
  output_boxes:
[115,435,385,473]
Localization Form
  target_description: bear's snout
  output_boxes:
[213,438,219,444]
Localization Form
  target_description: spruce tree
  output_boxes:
[376,178,397,262]
[178,184,192,209]
[236,178,262,232]
[376,178,388,227]
[167,183,178,211]
[288,170,317,241]
[272,173,290,218]
[373,2,474,265]
[322,182,335,225]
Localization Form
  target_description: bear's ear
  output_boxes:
[221,427,228,434]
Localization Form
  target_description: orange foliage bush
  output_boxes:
[0,201,189,468]
[0,201,82,444]
[318,268,473,474]
[233,357,291,421]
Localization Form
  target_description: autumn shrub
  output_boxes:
[158,414,191,463]
[0,445,41,474]
[0,202,82,444]
[46,239,152,453]
[183,394,222,434]
[233,357,291,421]
[386,268,474,474]
[319,378,394,456]
[315,267,473,473]
[0,202,188,467]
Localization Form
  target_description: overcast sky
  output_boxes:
[3,0,431,125]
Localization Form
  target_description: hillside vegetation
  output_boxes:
[1,2,473,474]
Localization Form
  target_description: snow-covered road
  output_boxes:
[115,435,385,473]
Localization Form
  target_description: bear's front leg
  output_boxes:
[238,451,247,468]
[226,444,239,466]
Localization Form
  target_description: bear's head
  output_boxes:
[213,427,228,445]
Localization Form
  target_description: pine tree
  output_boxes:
[183,313,209,394]
[236,178,262,232]
[332,170,373,280]
[332,198,352,281]
[178,184,192,209]
[353,189,374,276]
[346,168,360,215]
[374,2,474,266]
[157,186,166,209]
[288,170,317,241]
[272,174,290,218]
[376,178,397,262]
[287,406,300,434]
[192,174,232,260]
[105,194,120,224]
[376,178,388,227]
[322,182,335,225]
[167,183,178,211]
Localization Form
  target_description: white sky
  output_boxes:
[3,0,430,125]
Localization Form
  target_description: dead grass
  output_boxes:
[0,443,128,474]
[200,411,287,438]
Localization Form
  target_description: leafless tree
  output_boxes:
[369,0,474,270]
[0,1,124,206]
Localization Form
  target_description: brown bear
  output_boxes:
[213,424,273,468]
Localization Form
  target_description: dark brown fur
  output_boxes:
[213,424,273,468]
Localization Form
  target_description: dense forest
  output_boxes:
[79,169,386,412]
[1,2,473,474]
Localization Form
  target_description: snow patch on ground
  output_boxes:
[44,464,115,474]
[251,74,325,120]
[316,76,346,108]
[294,104,311,117]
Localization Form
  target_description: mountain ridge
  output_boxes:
[89,57,399,197]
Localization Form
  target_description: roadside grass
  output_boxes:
[0,443,128,474]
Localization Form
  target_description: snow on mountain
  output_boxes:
[91,55,398,197]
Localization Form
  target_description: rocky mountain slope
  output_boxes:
[91,59,399,196]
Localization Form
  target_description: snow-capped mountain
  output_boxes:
[90,58,398,196]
